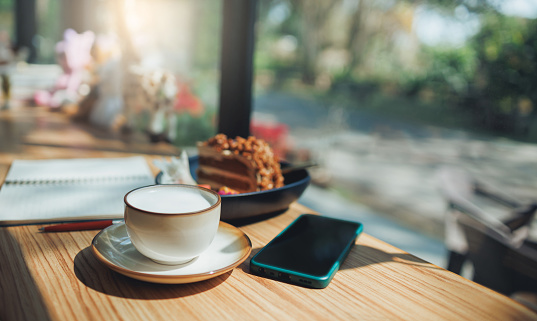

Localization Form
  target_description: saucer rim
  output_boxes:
[91,221,252,284]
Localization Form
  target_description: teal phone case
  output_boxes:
[250,214,363,289]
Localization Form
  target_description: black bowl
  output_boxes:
[155,156,310,221]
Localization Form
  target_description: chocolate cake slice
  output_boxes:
[197,134,284,193]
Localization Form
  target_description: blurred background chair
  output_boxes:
[436,166,537,302]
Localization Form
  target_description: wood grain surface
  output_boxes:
[1,201,536,320]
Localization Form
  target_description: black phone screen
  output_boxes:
[252,214,362,277]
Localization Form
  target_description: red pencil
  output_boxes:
[39,220,121,232]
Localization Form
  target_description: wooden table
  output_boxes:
[1,107,536,320]
[2,162,537,321]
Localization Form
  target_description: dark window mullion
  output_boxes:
[14,0,37,62]
[218,0,258,138]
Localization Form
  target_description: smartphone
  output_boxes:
[250,214,363,289]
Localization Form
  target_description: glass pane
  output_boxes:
[35,0,61,63]
[253,0,537,265]
[0,0,13,35]
[32,0,220,147]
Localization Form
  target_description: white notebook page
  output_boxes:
[0,157,155,226]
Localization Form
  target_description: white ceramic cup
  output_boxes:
[124,184,221,265]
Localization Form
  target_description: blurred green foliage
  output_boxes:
[466,15,537,137]
[0,0,11,10]
[35,0,61,63]
[171,112,217,146]
[0,0,12,35]
[255,0,537,141]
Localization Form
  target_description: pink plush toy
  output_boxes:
[34,29,95,109]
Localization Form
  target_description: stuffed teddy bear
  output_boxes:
[34,29,95,109]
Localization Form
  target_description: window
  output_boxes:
[18,0,222,146]
[252,0,537,257]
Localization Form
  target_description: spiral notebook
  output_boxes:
[0,157,155,226]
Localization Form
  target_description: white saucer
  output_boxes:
[91,222,252,284]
